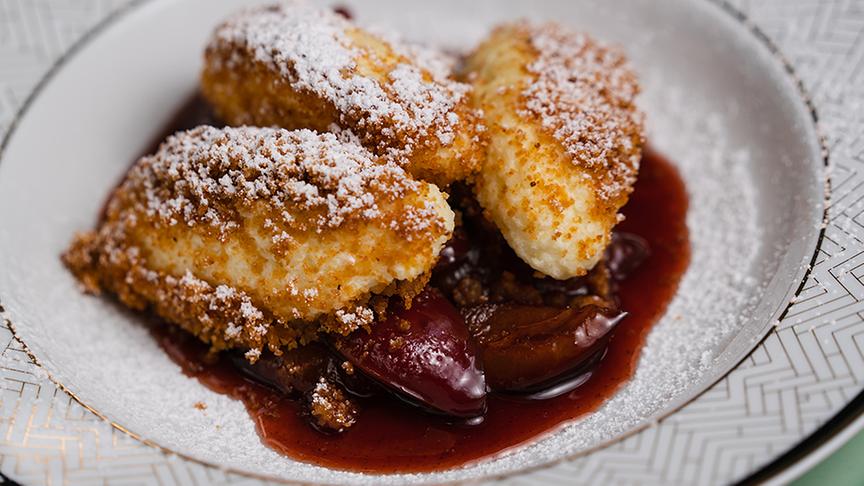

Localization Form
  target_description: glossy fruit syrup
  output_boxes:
[148,95,690,473]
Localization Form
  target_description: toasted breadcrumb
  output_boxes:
[308,379,357,432]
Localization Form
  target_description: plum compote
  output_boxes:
[148,95,690,473]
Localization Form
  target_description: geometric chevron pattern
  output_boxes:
[1,0,863,485]
[0,321,264,485]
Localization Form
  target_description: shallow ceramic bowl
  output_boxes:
[0,0,825,483]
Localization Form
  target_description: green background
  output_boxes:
[792,430,864,485]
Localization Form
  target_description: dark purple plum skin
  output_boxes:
[334,289,487,418]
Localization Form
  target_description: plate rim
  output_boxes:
[749,390,864,484]
[0,0,833,483]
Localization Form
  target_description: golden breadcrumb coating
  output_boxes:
[308,379,357,432]
[463,22,644,280]
[63,126,454,358]
[201,2,485,187]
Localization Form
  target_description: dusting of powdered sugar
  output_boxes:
[123,126,421,236]
[366,24,461,85]
[521,22,644,203]
[210,1,468,153]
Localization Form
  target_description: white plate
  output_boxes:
[0,0,845,484]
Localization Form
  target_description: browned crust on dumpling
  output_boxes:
[201,3,485,187]
[463,22,644,279]
[63,126,454,358]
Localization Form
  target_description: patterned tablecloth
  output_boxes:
[1,1,864,484]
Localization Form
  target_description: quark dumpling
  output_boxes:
[201,2,485,187]
[464,22,645,279]
[63,126,454,358]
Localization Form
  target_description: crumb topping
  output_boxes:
[334,307,375,329]
[211,2,468,155]
[122,126,424,238]
[308,378,357,432]
[520,22,644,202]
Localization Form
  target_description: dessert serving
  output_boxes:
[62,2,690,473]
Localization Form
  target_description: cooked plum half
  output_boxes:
[464,304,626,392]
[333,289,487,418]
